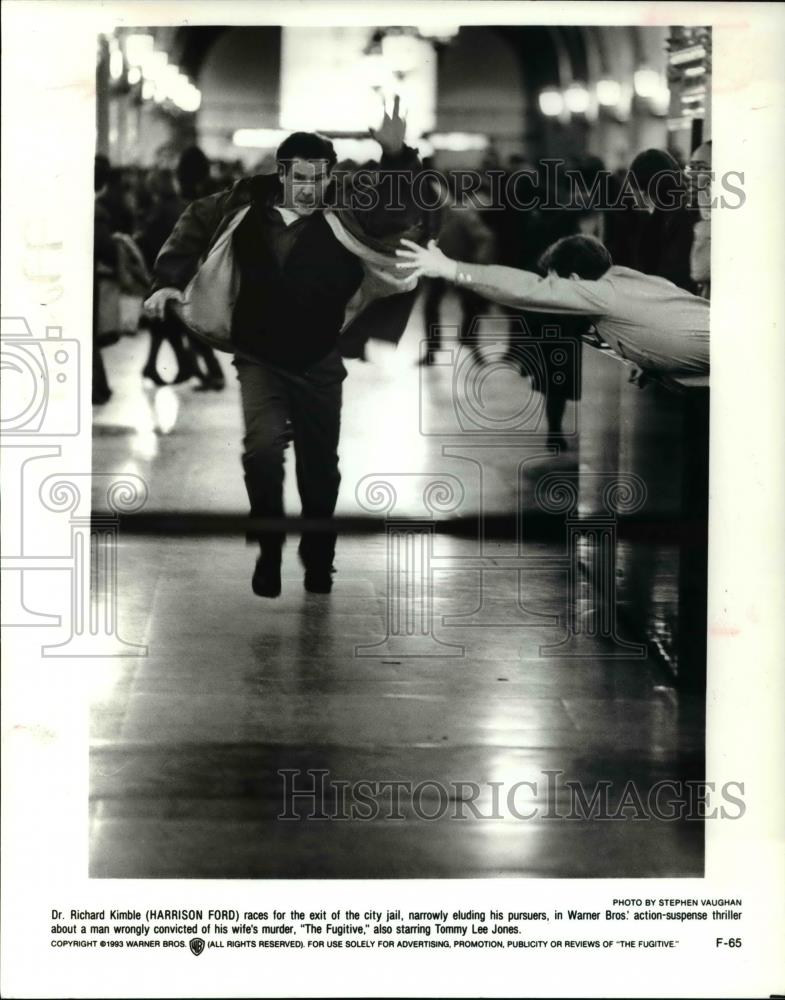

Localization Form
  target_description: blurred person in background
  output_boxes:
[136,168,183,267]
[494,160,597,445]
[136,167,203,386]
[93,155,117,404]
[606,148,697,293]
[572,154,612,243]
[93,157,151,403]
[420,173,496,365]
[177,145,218,202]
[95,165,135,235]
[685,140,712,299]
[173,146,228,389]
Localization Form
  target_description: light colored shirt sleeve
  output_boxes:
[453,262,614,316]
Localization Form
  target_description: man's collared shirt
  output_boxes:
[258,201,310,269]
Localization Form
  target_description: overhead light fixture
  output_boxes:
[124,33,154,69]
[538,88,564,117]
[633,67,661,99]
[634,66,671,116]
[650,84,671,117]
[174,78,201,113]
[109,41,124,81]
[607,81,633,122]
[161,63,181,95]
[145,50,168,86]
[669,44,706,67]
[596,79,621,106]
[128,66,142,86]
[147,62,202,113]
[429,132,489,152]
[564,83,590,114]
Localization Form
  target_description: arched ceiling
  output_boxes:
[172,26,229,81]
[171,24,666,91]
[491,25,666,91]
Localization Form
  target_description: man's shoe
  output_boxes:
[303,565,334,594]
[252,554,282,598]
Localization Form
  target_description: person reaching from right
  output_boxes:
[396,233,709,376]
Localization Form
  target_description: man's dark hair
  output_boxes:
[276,132,337,173]
[538,234,613,280]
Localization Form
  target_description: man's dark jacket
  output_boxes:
[152,146,424,371]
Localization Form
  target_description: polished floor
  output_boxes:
[90,295,704,878]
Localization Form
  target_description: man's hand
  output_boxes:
[143,287,184,321]
[396,239,456,280]
[369,94,406,156]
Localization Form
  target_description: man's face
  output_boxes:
[278,157,332,216]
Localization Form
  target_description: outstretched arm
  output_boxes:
[396,239,613,316]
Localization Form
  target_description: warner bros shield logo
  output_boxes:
[189,937,205,956]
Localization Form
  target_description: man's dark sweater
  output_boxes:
[231,193,363,372]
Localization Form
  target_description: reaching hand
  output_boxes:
[143,287,184,321]
[369,94,406,156]
[396,238,455,280]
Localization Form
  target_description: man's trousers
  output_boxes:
[235,350,346,569]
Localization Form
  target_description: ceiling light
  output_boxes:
[538,89,564,117]
[564,83,590,114]
[596,79,621,106]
